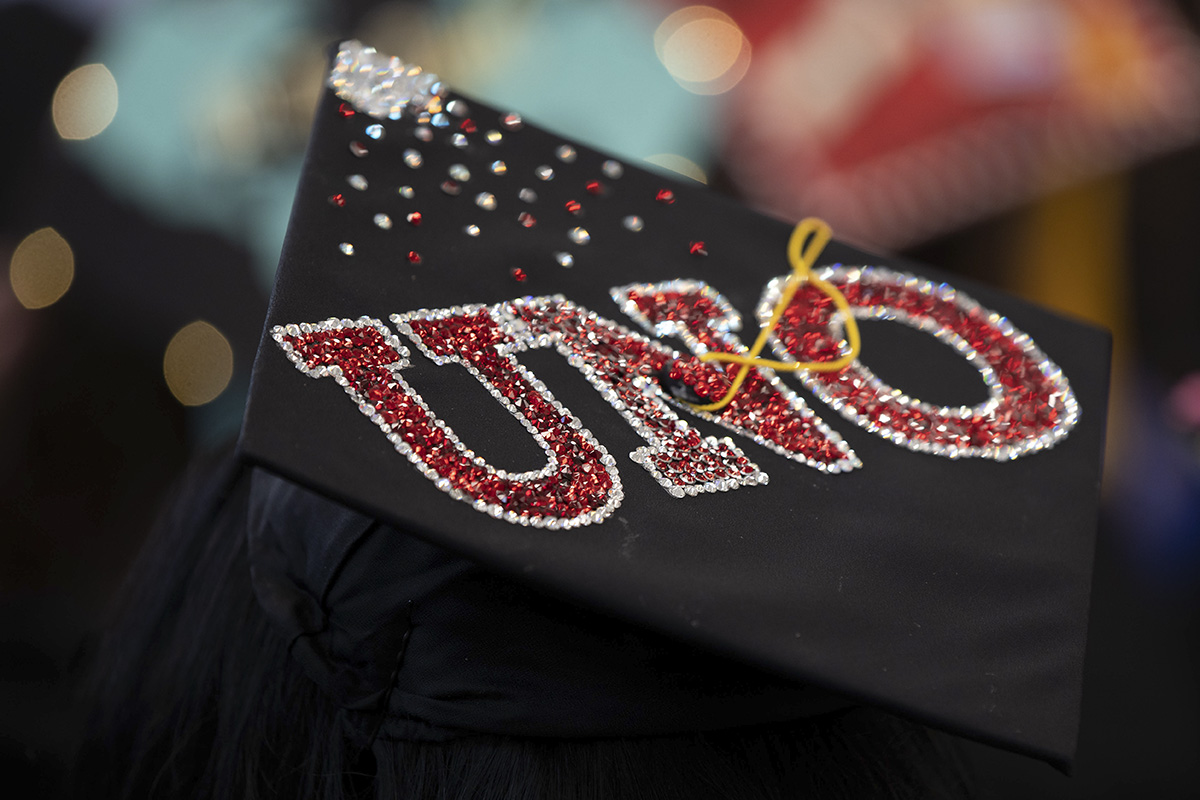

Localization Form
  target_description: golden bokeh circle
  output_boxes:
[52,63,119,140]
[9,227,74,309]
[163,321,234,406]
[654,6,752,95]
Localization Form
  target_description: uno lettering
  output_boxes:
[271,267,1079,527]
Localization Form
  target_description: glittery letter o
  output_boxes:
[763,266,1079,460]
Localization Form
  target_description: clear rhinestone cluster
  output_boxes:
[328,40,446,119]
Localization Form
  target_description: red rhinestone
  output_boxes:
[408,251,422,264]
[656,189,675,204]
[689,241,707,256]
[518,212,536,228]
[511,268,527,282]
[349,141,368,157]
[328,193,346,207]
[460,118,477,133]
[337,103,355,117]
[586,180,603,195]
[407,212,423,226]
[564,200,582,215]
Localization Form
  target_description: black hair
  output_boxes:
[72,451,975,799]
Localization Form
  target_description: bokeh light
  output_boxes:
[9,228,75,309]
[654,6,751,95]
[52,63,119,140]
[163,321,234,406]
[644,153,709,184]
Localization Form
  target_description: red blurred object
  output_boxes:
[702,0,1200,248]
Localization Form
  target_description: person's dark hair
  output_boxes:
[73,451,974,799]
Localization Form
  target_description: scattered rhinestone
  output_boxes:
[398,185,415,199]
[623,215,644,232]
[556,144,577,163]
[535,165,554,181]
[656,188,675,204]
[441,180,462,196]
[403,149,423,168]
[519,188,538,203]
[365,124,385,140]
[446,99,468,117]
[407,250,422,264]
[451,133,469,148]
[414,126,433,142]
[464,224,481,237]
[339,242,355,255]
[511,268,528,282]
[518,212,537,228]
[329,193,346,207]
[689,241,708,256]
[568,227,590,245]
[500,112,523,131]
[490,160,508,176]
[564,200,583,216]
[374,213,393,230]
[475,192,498,211]
[448,164,471,181]
[554,252,575,268]
[485,130,503,145]
[347,174,368,190]
[406,212,423,226]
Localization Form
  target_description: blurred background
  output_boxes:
[1,0,1198,796]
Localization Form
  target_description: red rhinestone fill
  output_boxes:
[765,266,1078,459]
[276,317,620,527]
[611,282,857,473]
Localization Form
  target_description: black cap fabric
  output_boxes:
[239,41,1110,769]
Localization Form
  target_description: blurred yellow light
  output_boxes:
[654,6,751,95]
[52,63,118,140]
[163,321,234,406]
[644,153,708,184]
[9,227,74,309]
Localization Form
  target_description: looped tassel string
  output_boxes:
[687,217,862,413]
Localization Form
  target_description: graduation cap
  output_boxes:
[240,41,1109,770]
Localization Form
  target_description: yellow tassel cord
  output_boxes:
[688,217,861,413]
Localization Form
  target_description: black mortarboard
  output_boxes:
[239,41,1109,770]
